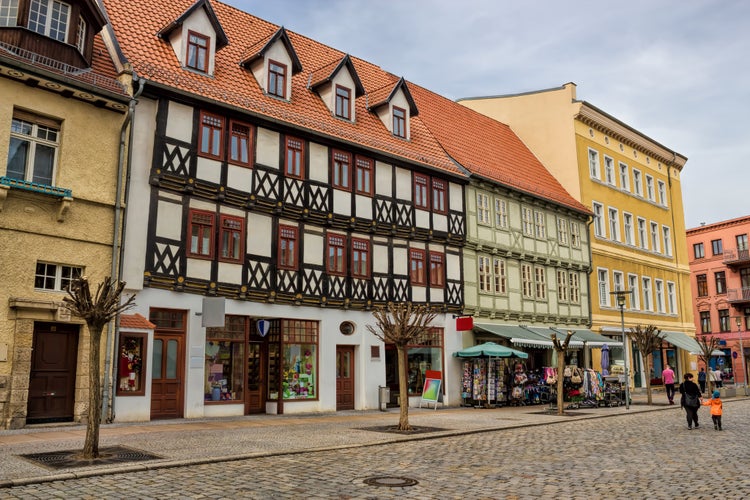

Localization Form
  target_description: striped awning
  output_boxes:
[549,327,623,348]
[474,323,554,348]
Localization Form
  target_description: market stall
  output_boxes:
[454,342,528,408]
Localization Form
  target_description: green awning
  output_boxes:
[661,331,702,354]
[454,342,528,359]
[474,323,554,348]
[523,326,585,348]
[550,328,623,348]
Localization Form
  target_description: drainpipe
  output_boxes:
[585,216,594,329]
[102,75,146,423]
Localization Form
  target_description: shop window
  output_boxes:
[406,328,444,395]
[117,334,146,395]
[205,316,247,402]
[267,319,319,401]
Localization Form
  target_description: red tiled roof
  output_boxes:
[102,0,585,212]
[119,313,155,330]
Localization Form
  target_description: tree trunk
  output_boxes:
[396,345,411,431]
[83,323,104,459]
[556,350,565,415]
[645,356,652,405]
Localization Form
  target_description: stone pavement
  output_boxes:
[1,392,748,498]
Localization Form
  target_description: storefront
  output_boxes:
[384,328,445,405]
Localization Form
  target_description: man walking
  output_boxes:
[662,364,676,405]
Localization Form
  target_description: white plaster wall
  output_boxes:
[217,262,242,284]
[414,210,430,230]
[155,199,182,241]
[432,214,447,232]
[393,246,407,275]
[447,252,461,281]
[375,161,392,197]
[308,142,328,183]
[196,156,221,184]
[372,243,389,273]
[166,101,193,142]
[354,194,373,220]
[247,213,272,257]
[187,258,211,280]
[256,128,280,169]
[304,232,324,265]
[332,188,351,216]
[449,181,462,212]
[227,164,253,192]
[395,167,411,201]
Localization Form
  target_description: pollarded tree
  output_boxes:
[551,330,575,415]
[695,334,721,393]
[367,302,437,431]
[63,276,135,459]
[628,324,666,405]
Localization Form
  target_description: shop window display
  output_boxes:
[205,316,246,402]
[385,328,444,396]
[117,334,145,395]
[267,319,319,401]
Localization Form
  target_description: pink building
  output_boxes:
[687,216,750,386]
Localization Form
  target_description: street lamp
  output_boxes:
[611,290,632,410]
[736,317,747,394]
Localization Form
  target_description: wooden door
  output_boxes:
[27,323,79,424]
[245,341,266,414]
[336,345,355,410]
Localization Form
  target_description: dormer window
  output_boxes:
[0,0,18,27]
[187,31,209,72]
[268,60,287,98]
[335,85,351,120]
[29,0,70,42]
[393,106,406,138]
[75,16,86,53]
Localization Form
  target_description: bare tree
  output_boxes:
[551,330,575,415]
[63,276,135,458]
[695,334,721,394]
[367,302,437,430]
[628,324,666,405]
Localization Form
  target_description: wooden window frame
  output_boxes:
[326,233,346,276]
[198,110,224,160]
[278,225,299,270]
[219,214,245,263]
[335,85,351,120]
[285,136,304,179]
[228,120,252,167]
[410,248,426,285]
[429,252,445,287]
[268,59,287,98]
[351,238,371,279]
[187,209,215,259]
[332,149,351,191]
[413,173,429,209]
[187,30,210,73]
[392,106,406,138]
[354,155,373,196]
[431,178,447,214]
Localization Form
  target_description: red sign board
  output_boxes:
[456,316,473,331]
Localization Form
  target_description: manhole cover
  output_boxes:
[363,476,419,487]
[358,425,446,435]
[20,446,163,470]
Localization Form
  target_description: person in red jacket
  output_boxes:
[702,390,723,430]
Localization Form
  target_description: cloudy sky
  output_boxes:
[228,0,750,229]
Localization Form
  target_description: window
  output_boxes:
[332,150,351,190]
[271,319,319,400]
[637,218,648,250]
[285,136,304,178]
[478,256,491,293]
[569,272,580,304]
[28,0,69,42]
[557,217,569,245]
[229,120,252,167]
[628,274,640,310]
[75,16,85,53]
[592,202,604,238]
[477,256,507,296]
[278,225,298,269]
[696,274,708,297]
[522,207,534,236]
[355,156,373,196]
[535,266,546,300]
[410,248,426,285]
[700,311,711,333]
[613,270,624,293]
[326,233,346,275]
[645,175,655,201]
[619,162,629,191]
[188,209,215,258]
[719,309,730,333]
[117,334,146,396]
[588,148,600,179]
[34,262,81,291]
[493,258,506,294]
[414,173,429,209]
[205,317,246,402]
[268,60,287,98]
[623,213,634,245]
[557,270,569,302]
[430,178,446,213]
[219,215,244,262]
[633,169,642,196]
[534,211,546,239]
[604,156,615,185]
[667,282,676,314]
[198,111,224,159]
[477,193,490,225]
[0,0,18,27]
[6,112,59,186]
[187,31,209,72]
[655,279,665,313]
[403,328,443,395]
[693,242,705,259]
[392,106,406,138]
[657,180,667,206]
[351,238,370,278]
[429,252,445,287]
[570,222,581,248]
[608,208,619,241]
[711,239,723,256]
[650,222,660,253]
[494,198,508,229]
[598,269,610,306]
[737,234,748,252]
[662,226,672,257]
[642,277,652,311]
[715,271,726,295]
[335,85,351,119]
[521,263,533,299]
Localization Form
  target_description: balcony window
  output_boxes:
[7,113,59,186]
[29,0,70,42]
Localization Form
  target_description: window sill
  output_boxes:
[0,177,73,221]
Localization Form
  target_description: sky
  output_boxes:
[227,0,750,230]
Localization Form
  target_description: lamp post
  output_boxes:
[737,317,747,394]
[611,290,632,410]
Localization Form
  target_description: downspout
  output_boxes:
[585,216,594,330]
[103,75,146,423]
[666,154,685,377]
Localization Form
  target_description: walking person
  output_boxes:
[662,364,676,404]
[714,368,723,388]
[702,390,723,430]
[679,373,702,430]
[698,367,707,394]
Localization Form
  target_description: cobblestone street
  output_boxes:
[2,399,748,499]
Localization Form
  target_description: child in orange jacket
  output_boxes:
[702,390,723,430]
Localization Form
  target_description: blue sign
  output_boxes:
[717,357,725,366]
[257,319,270,337]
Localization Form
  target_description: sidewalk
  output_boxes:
[0,392,724,488]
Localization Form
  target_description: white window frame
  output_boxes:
[633,169,643,196]
[645,175,655,201]
[1,0,19,26]
[663,226,672,257]
[534,210,546,240]
[557,269,569,302]
[34,261,82,291]
[588,148,601,179]
[655,279,665,314]
[522,207,534,237]
[494,197,508,229]
[642,277,653,312]
[619,162,629,192]
[28,0,70,42]
[658,180,667,206]
[521,263,534,299]
[598,268,610,307]
[608,207,620,242]
[493,258,507,294]
[557,217,569,245]
[613,270,624,293]
[7,113,60,186]
[593,202,604,238]
[76,15,86,53]
[477,193,490,225]
[628,274,640,310]
[623,212,634,246]
[478,256,491,293]
[637,217,648,250]
[569,272,580,304]
[604,155,615,185]
[650,221,660,253]
[570,222,581,248]
[535,265,547,300]
[667,281,676,314]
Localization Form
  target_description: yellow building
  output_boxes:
[0,1,130,428]
[460,83,695,388]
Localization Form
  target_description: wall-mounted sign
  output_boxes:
[257,319,270,337]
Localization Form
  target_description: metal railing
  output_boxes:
[727,287,750,303]
[0,176,72,198]
[723,248,750,265]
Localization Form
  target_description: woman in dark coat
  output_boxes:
[679,373,702,429]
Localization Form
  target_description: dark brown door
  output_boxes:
[336,345,355,410]
[149,309,186,420]
[27,323,79,424]
[245,341,266,414]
